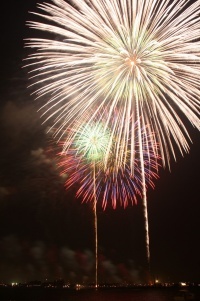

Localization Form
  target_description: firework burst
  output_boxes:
[26,0,200,169]
[58,110,159,208]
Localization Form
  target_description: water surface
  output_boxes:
[1,287,199,301]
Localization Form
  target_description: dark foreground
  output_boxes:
[0,286,200,301]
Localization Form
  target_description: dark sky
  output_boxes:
[0,0,199,285]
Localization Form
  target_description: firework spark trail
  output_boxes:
[93,163,98,288]
[26,0,200,170]
[136,95,150,264]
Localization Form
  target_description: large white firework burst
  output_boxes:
[26,0,200,169]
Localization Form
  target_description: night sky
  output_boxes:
[0,0,199,285]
